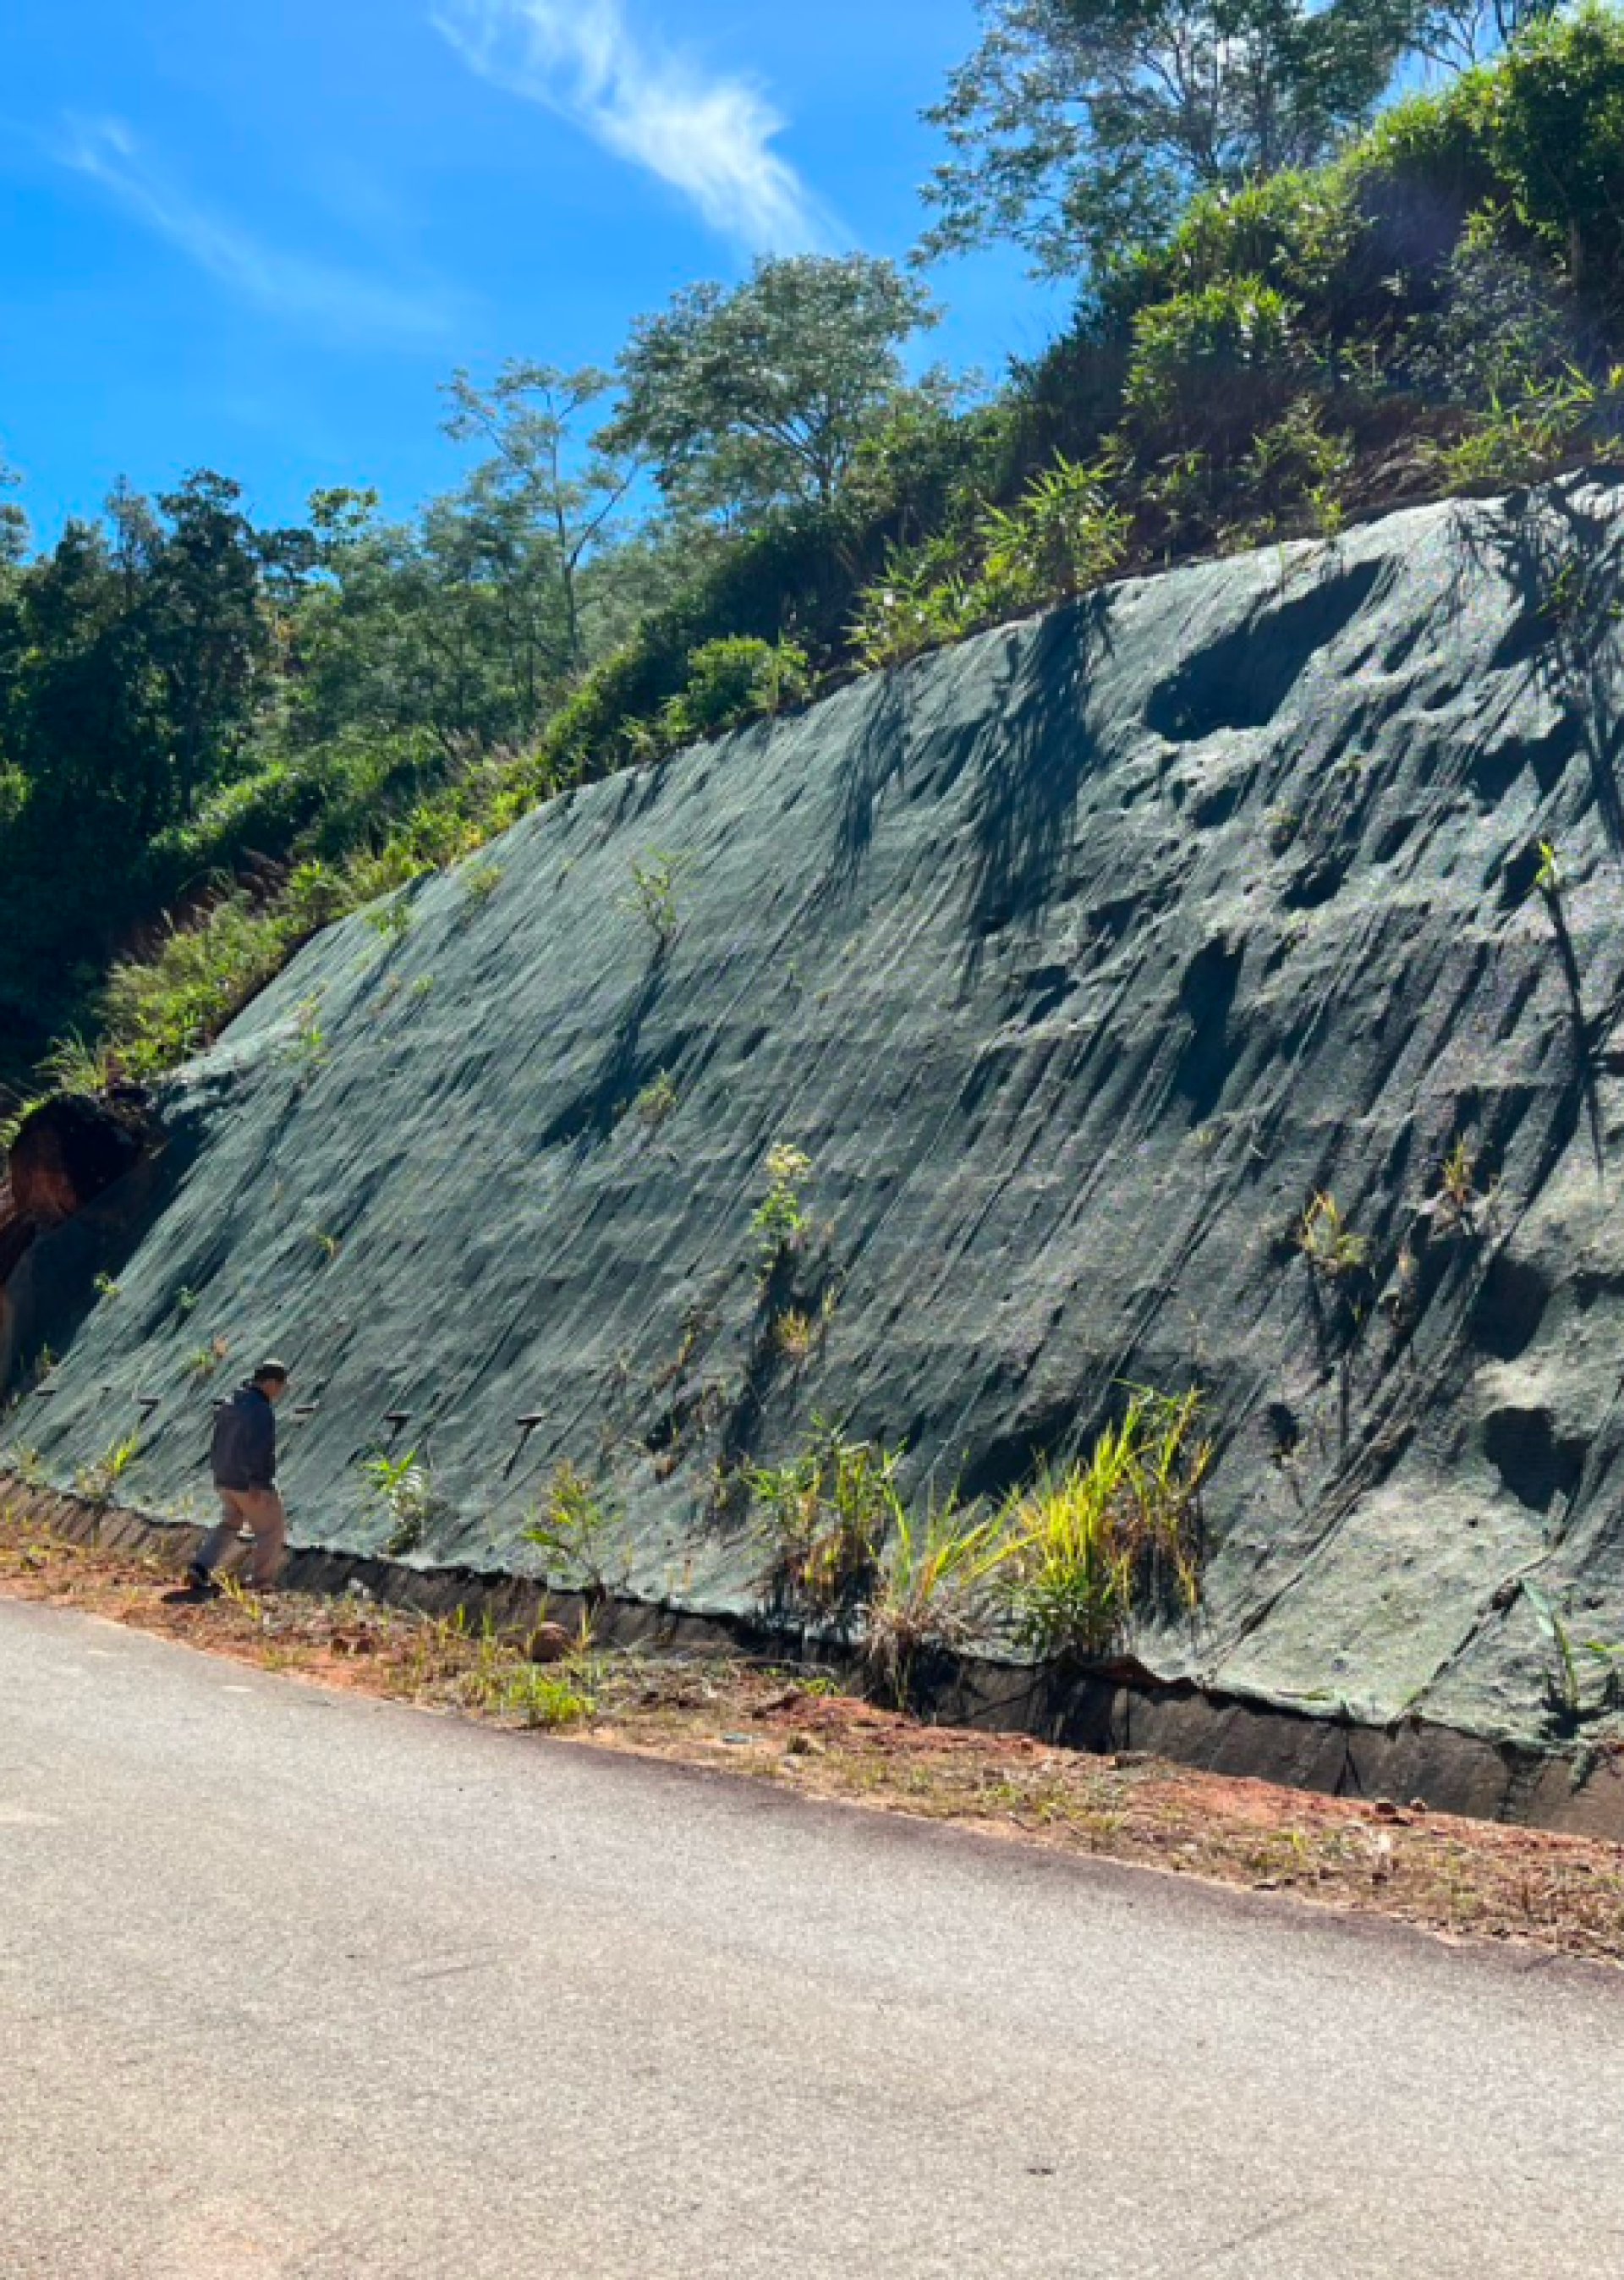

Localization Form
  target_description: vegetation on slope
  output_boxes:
[6,6,1624,1123]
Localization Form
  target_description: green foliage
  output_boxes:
[365,896,414,945]
[522,1462,628,1601]
[1416,205,1579,404]
[1116,168,1366,313]
[498,1664,596,1728]
[620,853,686,949]
[630,1069,679,1133]
[440,360,636,678]
[746,1418,902,1618]
[974,453,1133,611]
[1297,1190,1369,1276]
[363,1448,433,1557]
[849,536,980,669]
[281,995,330,1078]
[1243,398,1356,533]
[752,1142,815,1273]
[1433,363,1624,489]
[852,453,1128,666]
[73,1431,141,1510]
[864,1499,1016,1702]
[1519,1580,1621,1724]
[607,255,941,517]
[1484,4,1624,298]
[8,1444,47,1489]
[38,1030,118,1096]
[97,895,302,1082]
[920,1,1420,277]
[661,635,811,744]
[458,859,505,911]
[998,1388,1212,1659]
[1125,276,1306,437]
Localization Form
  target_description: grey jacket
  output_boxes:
[211,1383,277,1491]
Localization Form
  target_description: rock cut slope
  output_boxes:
[8,477,1624,1756]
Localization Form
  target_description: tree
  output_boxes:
[1410,1,1561,70]
[605,255,943,521]
[296,489,513,752]
[145,471,277,816]
[0,455,27,571]
[441,363,635,679]
[919,1,1423,278]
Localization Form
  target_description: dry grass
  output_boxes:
[3,1503,1622,1964]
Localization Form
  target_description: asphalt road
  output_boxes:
[3,1598,1622,2280]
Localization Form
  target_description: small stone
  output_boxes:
[524,1623,573,1665]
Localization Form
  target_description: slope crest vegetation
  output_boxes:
[5,6,1624,1120]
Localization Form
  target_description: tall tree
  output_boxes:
[145,471,277,816]
[919,0,1423,278]
[441,363,635,680]
[605,256,943,522]
[0,455,27,571]
[1410,1,1561,69]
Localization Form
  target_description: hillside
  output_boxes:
[7,477,1624,1783]
[12,14,1624,1116]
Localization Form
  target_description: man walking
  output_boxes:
[187,1360,290,1596]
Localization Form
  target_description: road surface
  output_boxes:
[2,1595,1621,2279]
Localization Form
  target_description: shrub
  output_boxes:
[851,453,1127,666]
[499,1666,595,1728]
[363,1448,433,1557]
[747,1418,899,1620]
[523,1461,628,1602]
[1417,206,1578,404]
[1490,5,1624,301]
[974,453,1131,613]
[73,1432,141,1512]
[752,1141,815,1276]
[661,635,812,745]
[1296,1191,1369,1277]
[1242,398,1355,534]
[1124,277,1307,440]
[998,1389,1211,1661]
[99,895,301,1080]
[848,535,979,668]
[1345,80,1502,293]
[1117,171,1362,321]
[1433,362,1624,489]
[863,1500,1014,1704]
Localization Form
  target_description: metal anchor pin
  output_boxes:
[505,1412,546,1479]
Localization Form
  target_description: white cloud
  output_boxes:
[432,0,829,251]
[60,116,457,344]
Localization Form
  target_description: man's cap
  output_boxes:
[252,1358,290,1383]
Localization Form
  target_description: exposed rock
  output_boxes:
[8,1095,146,1230]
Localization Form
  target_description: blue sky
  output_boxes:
[2,0,1063,541]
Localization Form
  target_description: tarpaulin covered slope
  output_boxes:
[12,479,1624,1750]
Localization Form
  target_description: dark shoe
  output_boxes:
[185,1563,219,1597]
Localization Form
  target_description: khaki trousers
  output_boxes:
[197,1487,287,1589]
